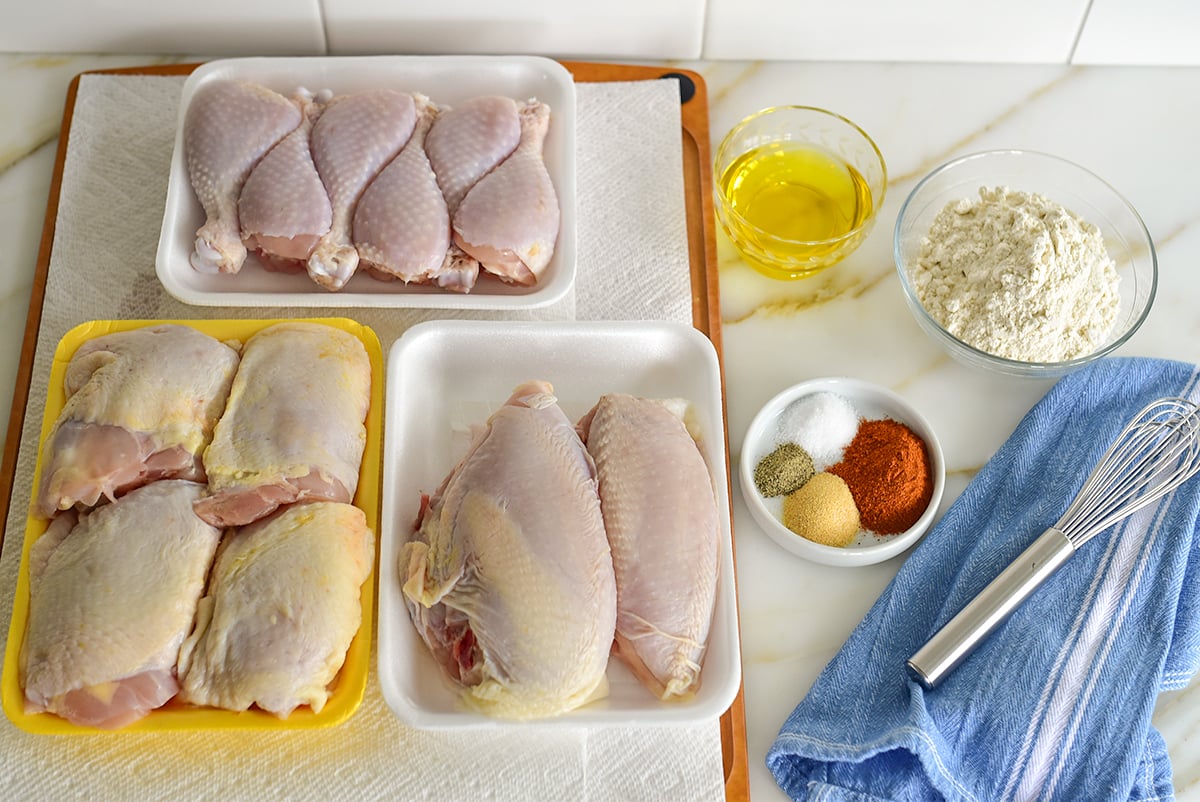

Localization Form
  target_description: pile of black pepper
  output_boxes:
[752,442,814,497]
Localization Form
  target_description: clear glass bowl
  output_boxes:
[715,106,886,280]
[894,150,1156,378]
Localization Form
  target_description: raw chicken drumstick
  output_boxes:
[238,90,333,272]
[184,80,302,274]
[307,89,418,290]
[426,95,521,212]
[353,96,450,284]
[425,95,521,291]
[452,100,560,286]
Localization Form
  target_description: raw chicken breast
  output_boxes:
[194,322,371,528]
[238,91,332,272]
[453,100,560,286]
[35,324,240,518]
[184,80,302,274]
[353,96,450,284]
[307,89,418,290]
[21,480,222,729]
[401,381,616,720]
[177,502,373,718]
[578,394,719,700]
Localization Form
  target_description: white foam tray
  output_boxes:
[156,55,576,310]
[378,320,742,728]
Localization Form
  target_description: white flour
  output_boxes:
[911,186,1121,363]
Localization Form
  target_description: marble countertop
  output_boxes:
[1,54,1197,801]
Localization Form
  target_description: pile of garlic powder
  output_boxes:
[911,186,1121,363]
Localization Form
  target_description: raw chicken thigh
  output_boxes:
[453,100,560,286]
[21,481,222,729]
[401,381,616,720]
[35,324,240,518]
[353,97,450,284]
[578,394,720,700]
[307,89,418,290]
[184,80,302,274]
[194,322,371,528]
[178,502,373,718]
[238,91,332,272]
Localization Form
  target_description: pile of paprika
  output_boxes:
[828,418,933,534]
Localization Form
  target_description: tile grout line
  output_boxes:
[1067,0,1097,64]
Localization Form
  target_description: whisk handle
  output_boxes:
[906,527,1075,689]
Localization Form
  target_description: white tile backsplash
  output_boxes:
[321,0,705,60]
[0,0,1198,66]
[702,0,1091,63]
[1073,0,1200,65]
[2,1,325,56]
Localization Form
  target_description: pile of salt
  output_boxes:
[775,391,860,469]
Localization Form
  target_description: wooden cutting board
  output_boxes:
[0,59,747,802]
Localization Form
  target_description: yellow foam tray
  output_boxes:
[2,317,383,734]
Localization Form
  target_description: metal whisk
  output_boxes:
[907,396,1200,689]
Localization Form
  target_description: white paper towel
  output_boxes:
[0,73,722,800]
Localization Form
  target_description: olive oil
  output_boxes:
[719,142,874,268]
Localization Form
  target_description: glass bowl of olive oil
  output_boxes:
[715,106,886,280]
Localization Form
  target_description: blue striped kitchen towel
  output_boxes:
[767,357,1200,802]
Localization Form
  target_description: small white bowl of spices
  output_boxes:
[739,378,945,567]
[894,149,1156,378]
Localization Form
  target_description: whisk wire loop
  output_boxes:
[1054,397,1200,547]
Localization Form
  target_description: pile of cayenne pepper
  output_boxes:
[829,418,934,534]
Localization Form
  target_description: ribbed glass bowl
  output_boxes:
[893,150,1156,378]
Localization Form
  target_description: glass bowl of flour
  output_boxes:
[893,149,1156,378]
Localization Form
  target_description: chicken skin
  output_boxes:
[307,89,418,290]
[452,100,560,286]
[35,324,240,518]
[353,96,450,284]
[578,394,720,700]
[194,322,371,528]
[21,481,222,729]
[426,95,521,212]
[184,80,302,274]
[178,502,373,718]
[238,91,332,272]
[424,95,522,292]
[401,381,616,720]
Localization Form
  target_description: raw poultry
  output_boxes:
[306,88,418,290]
[353,95,451,284]
[182,79,560,293]
[424,95,522,291]
[452,100,560,286]
[238,90,332,272]
[18,321,378,729]
[35,323,240,518]
[178,501,373,718]
[194,321,372,527]
[184,80,302,274]
[21,481,223,729]
[579,393,720,700]
[400,381,617,719]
